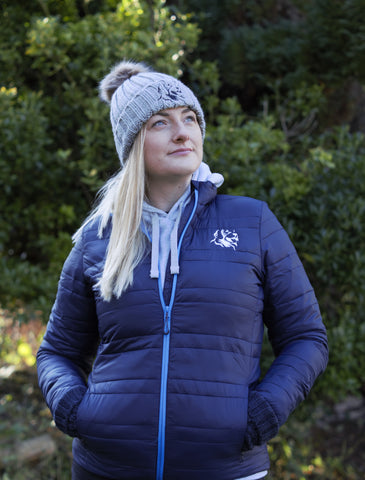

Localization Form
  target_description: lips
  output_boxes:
[168,148,193,155]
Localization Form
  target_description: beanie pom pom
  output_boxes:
[99,60,152,104]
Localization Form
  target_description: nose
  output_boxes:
[172,121,190,143]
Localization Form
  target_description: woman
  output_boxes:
[37,61,328,480]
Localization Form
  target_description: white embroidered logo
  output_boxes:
[210,229,239,250]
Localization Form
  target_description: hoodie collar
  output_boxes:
[142,186,192,281]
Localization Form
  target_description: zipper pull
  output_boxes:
[164,309,170,335]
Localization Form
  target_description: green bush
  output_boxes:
[177,0,365,117]
[1,0,364,404]
[0,0,206,314]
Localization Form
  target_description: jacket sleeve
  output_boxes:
[243,202,328,450]
[37,232,99,437]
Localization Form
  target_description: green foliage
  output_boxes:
[1,0,365,405]
[220,20,302,91]
[0,0,207,315]
[0,86,75,311]
[302,0,365,82]
[290,128,365,398]
[267,413,363,479]
[204,98,290,200]
[178,0,365,117]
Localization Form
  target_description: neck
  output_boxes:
[146,176,192,212]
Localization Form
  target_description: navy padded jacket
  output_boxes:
[37,181,328,480]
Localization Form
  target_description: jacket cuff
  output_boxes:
[242,390,279,451]
[54,385,87,437]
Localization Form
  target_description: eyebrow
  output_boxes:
[152,108,193,117]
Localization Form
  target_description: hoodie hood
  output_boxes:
[192,161,224,188]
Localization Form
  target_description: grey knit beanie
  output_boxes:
[99,60,206,166]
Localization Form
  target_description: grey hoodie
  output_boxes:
[141,162,224,288]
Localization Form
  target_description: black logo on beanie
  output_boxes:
[157,83,185,103]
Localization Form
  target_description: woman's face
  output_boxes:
[143,106,203,184]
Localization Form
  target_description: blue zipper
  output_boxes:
[155,190,198,480]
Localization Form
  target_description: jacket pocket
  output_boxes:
[166,383,249,468]
[54,385,87,437]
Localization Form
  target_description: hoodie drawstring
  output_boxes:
[150,213,160,279]
[170,203,184,275]
[149,201,184,280]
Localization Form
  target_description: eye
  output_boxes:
[150,118,166,128]
[147,118,166,128]
[184,114,197,123]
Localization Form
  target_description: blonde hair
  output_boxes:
[73,127,147,301]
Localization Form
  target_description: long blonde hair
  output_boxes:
[73,127,147,301]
